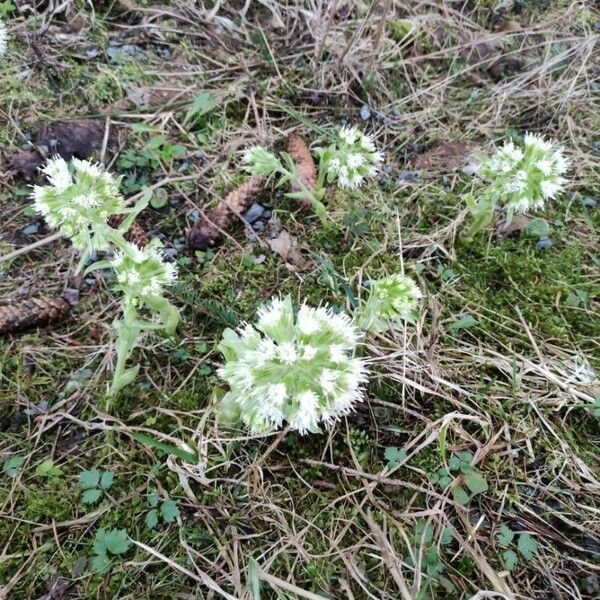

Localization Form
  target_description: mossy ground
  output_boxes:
[1,1,599,599]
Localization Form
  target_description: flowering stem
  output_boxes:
[461,194,496,243]
[280,166,328,224]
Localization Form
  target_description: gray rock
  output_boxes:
[173,237,187,251]
[360,104,372,120]
[252,221,265,232]
[536,237,553,250]
[163,248,178,259]
[243,203,265,224]
[582,197,597,208]
[22,223,39,236]
[398,171,421,184]
[188,209,201,224]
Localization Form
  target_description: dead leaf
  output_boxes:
[496,214,531,240]
[267,230,310,272]
[411,142,472,172]
[10,120,111,178]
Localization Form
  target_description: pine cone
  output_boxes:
[287,134,317,210]
[0,297,71,335]
[187,176,265,250]
[108,215,150,248]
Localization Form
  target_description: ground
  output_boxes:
[0,1,599,599]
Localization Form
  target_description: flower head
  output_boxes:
[322,126,383,189]
[31,157,125,252]
[241,146,282,176]
[356,274,421,332]
[0,19,8,57]
[217,296,367,435]
[482,134,569,214]
[110,241,178,305]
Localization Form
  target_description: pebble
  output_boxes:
[21,142,33,150]
[107,44,144,62]
[188,209,201,224]
[163,248,178,259]
[243,203,265,224]
[262,208,272,220]
[398,171,421,184]
[360,104,372,120]
[156,47,172,59]
[22,223,39,236]
[173,237,187,251]
[536,236,553,250]
[592,141,600,151]
[582,197,597,208]
[252,221,265,233]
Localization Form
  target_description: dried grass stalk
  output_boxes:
[187,176,265,250]
[0,297,71,335]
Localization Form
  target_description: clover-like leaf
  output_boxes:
[160,499,180,523]
[497,524,514,548]
[145,509,159,530]
[517,533,538,561]
[79,469,101,490]
[464,471,488,494]
[81,488,102,504]
[503,549,518,571]
[99,470,114,490]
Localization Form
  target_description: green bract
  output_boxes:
[482,133,569,217]
[242,146,282,176]
[356,274,422,332]
[32,157,125,253]
[217,296,367,435]
[319,126,383,189]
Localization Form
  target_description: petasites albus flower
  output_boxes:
[110,241,178,306]
[0,19,8,56]
[320,126,383,189]
[32,157,125,252]
[217,296,367,435]
[241,146,281,176]
[482,134,569,215]
[357,274,422,332]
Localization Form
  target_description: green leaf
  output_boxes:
[148,489,159,508]
[35,459,63,478]
[185,91,217,123]
[440,526,454,546]
[431,468,453,489]
[149,189,168,209]
[147,135,166,149]
[103,529,131,555]
[453,486,470,506]
[517,533,538,561]
[3,456,24,478]
[448,456,460,471]
[79,469,101,489]
[384,447,407,469]
[526,218,550,238]
[497,525,514,548]
[414,521,433,545]
[448,314,477,333]
[464,471,488,494]
[145,509,159,530]
[160,499,180,523]
[133,433,197,463]
[81,488,102,504]
[90,553,111,573]
[99,471,114,490]
[502,549,518,571]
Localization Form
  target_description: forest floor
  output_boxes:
[0,1,599,599]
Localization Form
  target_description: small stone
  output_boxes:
[582,197,597,208]
[188,209,201,224]
[21,142,33,150]
[252,221,265,232]
[22,223,39,236]
[360,104,372,120]
[592,141,600,151]
[536,236,553,250]
[173,237,187,251]
[63,288,80,306]
[192,150,205,161]
[262,208,272,220]
[398,171,421,184]
[163,248,178,259]
[383,165,393,175]
[243,203,265,224]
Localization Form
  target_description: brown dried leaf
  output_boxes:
[287,134,317,210]
[496,214,531,241]
[411,142,472,172]
[10,121,111,178]
[0,297,71,335]
[187,176,265,251]
[267,229,310,272]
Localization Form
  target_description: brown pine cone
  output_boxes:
[187,176,265,250]
[0,297,71,335]
[108,215,150,248]
[287,133,317,210]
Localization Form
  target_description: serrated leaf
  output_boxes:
[99,471,114,490]
[517,533,538,561]
[448,314,477,333]
[160,499,180,523]
[35,459,63,478]
[3,456,24,477]
[148,489,159,508]
[145,509,159,530]
[414,521,433,545]
[384,447,407,468]
[185,91,217,123]
[92,528,109,556]
[453,486,470,506]
[526,218,550,238]
[81,488,102,504]
[448,456,460,471]
[440,526,454,546]
[79,469,101,489]
[103,529,131,555]
[497,524,514,547]
[503,549,518,571]
[90,553,111,573]
[464,471,488,494]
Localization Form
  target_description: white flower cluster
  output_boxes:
[483,133,568,214]
[0,19,7,56]
[356,274,422,332]
[110,242,178,305]
[241,146,281,176]
[323,126,383,189]
[32,157,125,252]
[217,296,367,435]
